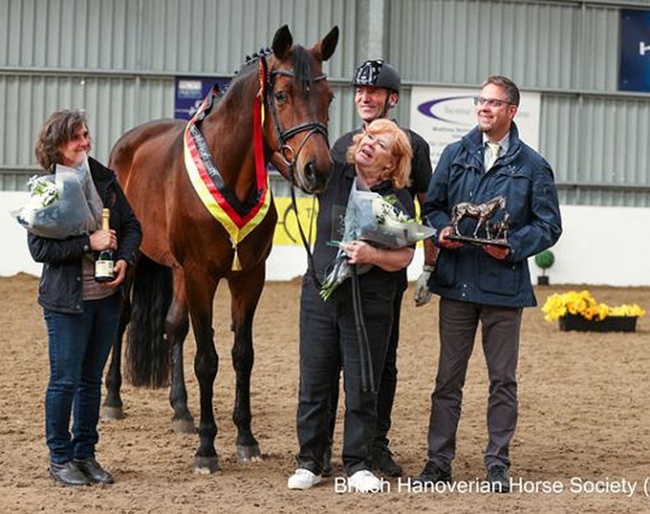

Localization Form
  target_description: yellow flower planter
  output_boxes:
[542,290,645,329]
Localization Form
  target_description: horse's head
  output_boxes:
[264,25,339,194]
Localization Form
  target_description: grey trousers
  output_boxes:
[427,297,522,470]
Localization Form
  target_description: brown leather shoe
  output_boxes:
[74,457,114,484]
[49,461,92,486]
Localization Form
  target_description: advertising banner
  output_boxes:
[174,77,231,120]
[410,86,541,169]
[272,197,318,246]
[619,9,650,92]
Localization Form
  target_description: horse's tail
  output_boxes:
[126,254,172,388]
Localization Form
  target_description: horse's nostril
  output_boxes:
[304,162,316,184]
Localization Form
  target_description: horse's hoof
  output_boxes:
[172,417,197,434]
[237,444,261,463]
[194,456,219,474]
[102,406,125,421]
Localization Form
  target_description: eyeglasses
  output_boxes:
[473,96,515,108]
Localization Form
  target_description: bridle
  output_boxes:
[258,56,330,176]
[257,55,330,288]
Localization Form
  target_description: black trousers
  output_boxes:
[326,285,404,449]
[427,297,522,471]
[296,274,396,475]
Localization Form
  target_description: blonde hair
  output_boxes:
[34,109,91,170]
[346,119,412,189]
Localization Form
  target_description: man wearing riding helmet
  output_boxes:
[328,59,437,477]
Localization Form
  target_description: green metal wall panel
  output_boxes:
[1,0,650,206]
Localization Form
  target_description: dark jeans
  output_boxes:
[427,297,522,471]
[296,275,395,475]
[327,286,404,450]
[44,294,120,464]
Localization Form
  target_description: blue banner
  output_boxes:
[619,9,650,92]
[174,77,231,120]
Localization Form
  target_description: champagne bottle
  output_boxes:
[95,208,115,282]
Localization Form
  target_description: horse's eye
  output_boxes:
[274,91,288,105]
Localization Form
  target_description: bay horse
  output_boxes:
[102,25,339,473]
[450,195,507,239]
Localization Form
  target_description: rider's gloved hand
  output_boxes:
[414,265,435,307]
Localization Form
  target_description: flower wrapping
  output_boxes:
[11,156,103,239]
[319,178,435,300]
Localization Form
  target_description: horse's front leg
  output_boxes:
[103,294,131,420]
[474,216,485,238]
[227,265,264,463]
[185,271,220,473]
[167,268,194,434]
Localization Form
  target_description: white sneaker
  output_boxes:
[288,468,322,490]
[348,469,383,493]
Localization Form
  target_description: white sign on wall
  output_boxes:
[410,86,542,169]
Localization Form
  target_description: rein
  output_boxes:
[255,57,373,391]
[351,265,375,393]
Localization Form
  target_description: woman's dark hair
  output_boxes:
[34,109,90,170]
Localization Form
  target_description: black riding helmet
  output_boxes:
[352,60,401,93]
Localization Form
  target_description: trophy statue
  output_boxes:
[444,195,511,249]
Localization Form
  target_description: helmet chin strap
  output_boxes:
[381,94,395,119]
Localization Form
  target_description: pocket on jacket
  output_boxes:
[478,256,520,296]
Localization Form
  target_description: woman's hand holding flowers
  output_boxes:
[340,240,378,265]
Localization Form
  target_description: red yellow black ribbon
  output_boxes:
[183,83,272,270]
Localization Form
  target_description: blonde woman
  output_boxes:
[288,119,414,492]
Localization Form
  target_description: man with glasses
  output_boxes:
[414,75,562,492]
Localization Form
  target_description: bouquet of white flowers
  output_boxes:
[320,178,435,300]
[12,155,103,239]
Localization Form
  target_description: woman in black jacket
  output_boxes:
[288,119,415,493]
[28,110,141,486]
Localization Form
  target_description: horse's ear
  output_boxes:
[272,24,293,60]
[314,26,339,62]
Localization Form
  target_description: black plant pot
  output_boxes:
[559,314,637,333]
[537,275,549,286]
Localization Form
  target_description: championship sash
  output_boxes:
[183,85,272,270]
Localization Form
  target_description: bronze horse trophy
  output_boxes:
[445,195,510,248]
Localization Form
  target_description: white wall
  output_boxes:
[2,193,43,276]
[3,192,649,286]
[538,205,650,287]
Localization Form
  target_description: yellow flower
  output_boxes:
[541,290,645,322]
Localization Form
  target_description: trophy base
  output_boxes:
[444,234,510,249]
